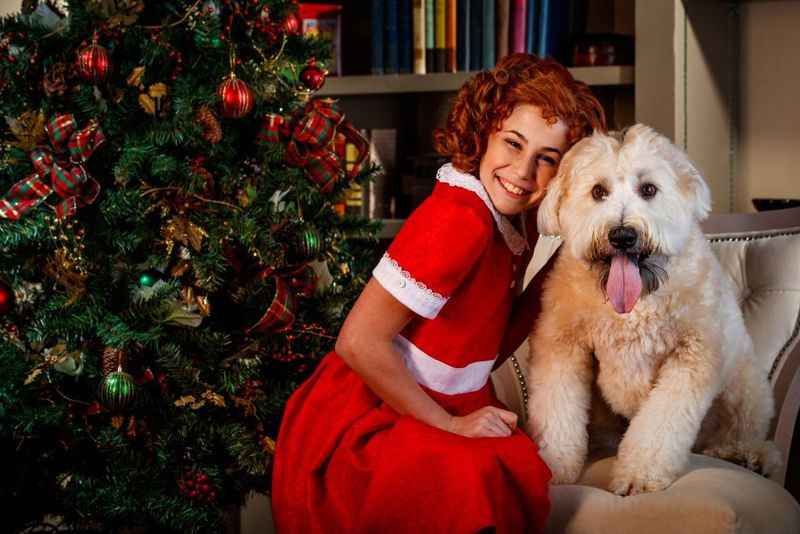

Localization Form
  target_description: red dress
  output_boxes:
[272,164,552,533]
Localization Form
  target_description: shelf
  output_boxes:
[318,66,634,96]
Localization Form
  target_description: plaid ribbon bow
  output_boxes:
[244,264,318,335]
[0,114,105,220]
[257,98,369,195]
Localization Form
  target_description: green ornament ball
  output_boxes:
[98,369,137,412]
[287,225,324,264]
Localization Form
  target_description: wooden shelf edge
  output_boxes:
[317,66,633,96]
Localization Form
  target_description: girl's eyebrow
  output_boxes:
[504,129,564,156]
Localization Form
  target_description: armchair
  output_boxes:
[492,206,800,532]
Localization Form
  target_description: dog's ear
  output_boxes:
[537,164,567,236]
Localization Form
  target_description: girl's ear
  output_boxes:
[537,170,566,236]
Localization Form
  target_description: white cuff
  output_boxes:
[372,253,448,319]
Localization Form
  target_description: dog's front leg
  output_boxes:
[527,325,594,484]
[610,333,720,495]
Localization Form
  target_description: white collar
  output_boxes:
[436,163,529,255]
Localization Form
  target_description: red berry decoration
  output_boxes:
[299,61,325,91]
[77,44,114,85]
[178,469,217,502]
[217,76,254,119]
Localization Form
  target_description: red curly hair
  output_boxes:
[433,53,606,174]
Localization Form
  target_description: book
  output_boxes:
[456,0,470,71]
[525,0,537,53]
[425,0,434,72]
[366,129,397,219]
[510,0,527,54]
[433,0,446,72]
[371,0,384,74]
[537,0,570,61]
[412,0,426,73]
[468,0,482,71]
[398,0,412,73]
[445,0,456,72]
[385,0,399,73]
[481,0,495,69]
[496,0,510,61]
[299,4,343,76]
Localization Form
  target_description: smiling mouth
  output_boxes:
[498,176,531,196]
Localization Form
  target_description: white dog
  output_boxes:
[526,124,781,495]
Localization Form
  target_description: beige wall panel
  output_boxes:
[739,1,800,212]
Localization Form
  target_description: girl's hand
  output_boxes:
[446,406,518,438]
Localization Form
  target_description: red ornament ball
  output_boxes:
[299,64,326,91]
[77,44,114,85]
[217,76,254,119]
[281,10,303,35]
[0,281,13,316]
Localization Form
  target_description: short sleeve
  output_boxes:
[372,192,491,319]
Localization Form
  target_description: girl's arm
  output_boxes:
[336,278,517,438]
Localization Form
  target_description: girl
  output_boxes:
[272,53,606,533]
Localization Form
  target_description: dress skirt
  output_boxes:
[272,352,552,533]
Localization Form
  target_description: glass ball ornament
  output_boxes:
[281,10,303,35]
[77,44,114,85]
[299,63,326,91]
[217,76,254,119]
[98,368,137,412]
[287,224,324,264]
[0,281,14,316]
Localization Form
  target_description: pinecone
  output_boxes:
[103,346,127,376]
[195,106,222,144]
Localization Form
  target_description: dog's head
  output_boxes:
[537,124,711,314]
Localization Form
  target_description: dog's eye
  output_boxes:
[640,183,658,199]
[592,184,607,200]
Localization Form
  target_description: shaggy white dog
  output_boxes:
[526,124,781,495]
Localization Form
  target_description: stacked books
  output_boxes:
[369,0,574,75]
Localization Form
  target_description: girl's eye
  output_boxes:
[640,183,657,198]
[505,139,521,149]
[537,154,557,166]
[592,184,607,200]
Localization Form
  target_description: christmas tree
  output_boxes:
[0,1,379,531]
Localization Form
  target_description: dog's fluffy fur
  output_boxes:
[526,124,781,495]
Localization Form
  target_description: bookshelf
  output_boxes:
[318,66,634,96]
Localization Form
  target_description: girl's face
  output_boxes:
[478,104,569,216]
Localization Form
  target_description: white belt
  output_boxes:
[393,334,496,395]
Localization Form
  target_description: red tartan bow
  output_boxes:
[257,98,369,194]
[0,114,105,220]
[244,264,318,335]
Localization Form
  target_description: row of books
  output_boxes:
[372,0,573,75]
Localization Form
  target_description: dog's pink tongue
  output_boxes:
[607,253,642,314]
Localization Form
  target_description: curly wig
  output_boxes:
[433,53,607,174]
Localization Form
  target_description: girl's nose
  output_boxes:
[513,155,536,181]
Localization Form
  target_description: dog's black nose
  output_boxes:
[609,227,638,250]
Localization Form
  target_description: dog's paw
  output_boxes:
[704,439,783,477]
[539,448,584,485]
[609,463,674,495]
